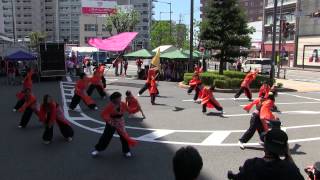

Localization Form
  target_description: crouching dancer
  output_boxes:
[39,95,74,144]
[200,85,223,114]
[69,73,98,110]
[91,92,137,158]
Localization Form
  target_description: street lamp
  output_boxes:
[153,0,172,37]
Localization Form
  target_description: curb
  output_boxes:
[178,82,297,93]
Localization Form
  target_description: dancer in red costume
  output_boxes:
[138,65,159,96]
[13,68,33,112]
[194,64,203,74]
[125,90,145,118]
[200,85,223,114]
[86,70,107,99]
[149,76,158,105]
[18,88,39,128]
[91,92,137,158]
[188,73,203,102]
[69,73,98,110]
[260,92,279,132]
[39,94,74,144]
[259,81,271,98]
[238,93,266,149]
[234,69,258,101]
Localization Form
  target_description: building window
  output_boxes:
[84,24,97,31]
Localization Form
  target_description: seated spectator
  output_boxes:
[173,146,203,180]
[228,128,304,180]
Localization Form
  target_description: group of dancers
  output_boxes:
[12,61,280,157]
[187,67,280,149]
[12,65,145,158]
[13,68,74,144]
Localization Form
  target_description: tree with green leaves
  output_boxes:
[28,32,46,49]
[105,7,140,35]
[151,21,176,48]
[200,0,254,74]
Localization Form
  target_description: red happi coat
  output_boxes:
[148,79,158,95]
[18,94,38,114]
[194,67,203,74]
[98,64,105,75]
[243,97,263,113]
[75,79,95,105]
[259,84,271,98]
[260,99,277,131]
[101,102,137,147]
[146,68,157,83]
[126,96,140,114]
[23,70,33,90]
[200,88,222,109]
[189,77,202,88]
[90,71,103,88]
[39,102,70,126]
[241,72,257,88]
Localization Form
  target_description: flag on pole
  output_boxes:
[151,48,160,68]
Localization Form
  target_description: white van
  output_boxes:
[242,58,272,74]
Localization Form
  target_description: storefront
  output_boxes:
[262,42,295,66]
[296,36,320,69]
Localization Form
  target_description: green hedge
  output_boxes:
[184,71,272,89]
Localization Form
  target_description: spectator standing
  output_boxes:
[136,58,143,72]
[173,146,203,180]
[123,60,128,76]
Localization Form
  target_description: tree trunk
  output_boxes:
[219,59,224,75]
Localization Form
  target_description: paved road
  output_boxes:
[283,69,320,84]
[1,76,320,180]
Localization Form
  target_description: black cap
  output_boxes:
[265,128,288,155]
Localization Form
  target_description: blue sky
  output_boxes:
[153,0,201,25]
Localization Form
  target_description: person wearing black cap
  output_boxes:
[91,92,137,158]
[173,146,203,180]
[228,129,304,180]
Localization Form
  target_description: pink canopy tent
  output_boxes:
[88,32,138,52]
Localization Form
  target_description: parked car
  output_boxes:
[242,58,272,74]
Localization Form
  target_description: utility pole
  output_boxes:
[270,0,278,80]
[11,0,16,43]
[190,0,194,63]
[169,2,172,37]
[277,0,284,78]
[294,0,302,69]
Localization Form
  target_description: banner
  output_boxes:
[81,0,117,15]
[302,46,320,66]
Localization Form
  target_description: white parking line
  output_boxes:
[201,131,231,145]
[183,97,247,102]
[240,102,320,106]
[280,93,320,101]
[136,130,175,141]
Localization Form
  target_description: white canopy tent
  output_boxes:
[152,45,177,53]
[70,46,99,53]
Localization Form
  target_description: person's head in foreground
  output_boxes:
[173,146,203,180]
[125,90,132,98]
[110,92,122,105]
[264,128,288,157]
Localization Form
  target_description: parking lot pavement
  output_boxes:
[1,76,320,180]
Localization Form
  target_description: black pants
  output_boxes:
[87,84,106,97]
[202,100,223,113]
[187,86,194,94]
[193,87,201,101]
[42,121,74,142]
[19,108,34,128]
[101,76,106,88]
[14,99,25,110]
[151,94,156,104]
[69,94,81,110]
[69,94,96,110]
[138,83,150,95]
[95,124,130,153]
[239,112,264,143]
[235,87,252,100]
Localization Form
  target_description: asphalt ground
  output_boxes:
[1,76,320,180]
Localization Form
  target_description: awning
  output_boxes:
[124,49,153,58]
[88,32,138,52]
[71,46,98,53]
[5,50,37,61]
[161,49,189,60]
